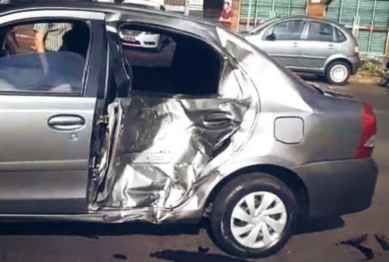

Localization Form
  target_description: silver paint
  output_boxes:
[0,3,377,225]
[274,117,304,144]
[92,94,250,213]
[244,16,360,76]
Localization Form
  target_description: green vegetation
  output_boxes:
[358,58,383,77]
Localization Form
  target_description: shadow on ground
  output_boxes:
[0,216,344,238]
[150,248,249,262]
[0,222,201,239]
[0,217,344,261]
[295,216,344,235]
[145,217,344,262]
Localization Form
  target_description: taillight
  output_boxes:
[354,102,376,158]
[354,46,359,53]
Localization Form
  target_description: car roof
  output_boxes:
[121,0,162,7]
[269,15,342,26]
[0,2,222,43]
[0,2,210,25]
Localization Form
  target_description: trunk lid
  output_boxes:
[308,82,355,100]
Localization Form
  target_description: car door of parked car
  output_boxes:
[298,21,339,70]
[0,10,107,214]
[246,19,306,68]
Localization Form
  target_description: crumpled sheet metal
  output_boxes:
[93,94,250,212]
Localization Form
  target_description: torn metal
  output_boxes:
[91,92,250,219]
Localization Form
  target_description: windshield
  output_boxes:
[248,18,278,35]
[122,3,159,9]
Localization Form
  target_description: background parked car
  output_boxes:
[244,16,361,86]
[120,0,166,51]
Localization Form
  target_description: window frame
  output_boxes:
[305,21,335,42]
[0,10,102,97]
[262,19,306,41]
[116,21,224,97]
[334,27,347,43]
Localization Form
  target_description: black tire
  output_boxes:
[325,61,351,86]
[209,173,298,259]
[379,77,389,87]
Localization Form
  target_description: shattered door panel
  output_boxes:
[94,93,250,210]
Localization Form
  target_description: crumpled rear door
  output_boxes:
[93,92,250,210]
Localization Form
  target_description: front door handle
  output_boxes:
[329,44,334,49]
[48,115,86,131]
[293,43,298,47]
[203,112,233,129]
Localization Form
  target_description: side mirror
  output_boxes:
[266,33,276,41]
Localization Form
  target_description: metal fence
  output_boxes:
[239,0,306,32]
[326,0,389,56]
[164,0,185,5]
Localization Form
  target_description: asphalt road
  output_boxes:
[0,80,387,262]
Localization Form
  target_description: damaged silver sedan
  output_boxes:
[0,2,378,259]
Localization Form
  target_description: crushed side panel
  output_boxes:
[92,94,250,215]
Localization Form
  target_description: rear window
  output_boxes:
[335,28,347,42]
[248,18,278,35]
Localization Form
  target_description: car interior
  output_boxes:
[0,20,90,57]
[0,19,90,93]
[120,25,223,96]
[0,20,223,96]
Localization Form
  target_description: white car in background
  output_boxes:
[120,0,166,50]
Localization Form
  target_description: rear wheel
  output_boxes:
[209,173,298,258]
[325,61,351,86]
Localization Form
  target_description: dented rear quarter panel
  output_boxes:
[98,10,366,222]
[214,29,363,172]
[167,30,366,222]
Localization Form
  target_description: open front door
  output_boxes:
[0,12,107,214]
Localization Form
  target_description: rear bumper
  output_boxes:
[349,55,361,75]
[293,158,378,218]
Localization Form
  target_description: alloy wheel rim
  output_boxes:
[230,191,287,249]
[330,64,348,83]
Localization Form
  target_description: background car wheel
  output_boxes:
[325,61,351,86]
[209,172,298,259]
